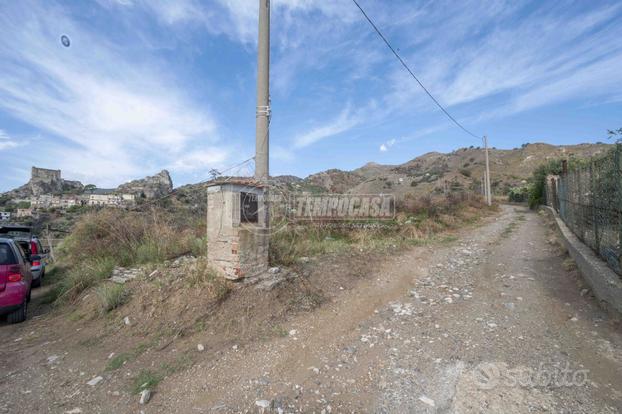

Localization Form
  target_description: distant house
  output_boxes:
[86,188,135,207]
[121,194,136,203]
[30,194,80,209]
[16,209,33,218]
[0,211,11,221]
[31,194,53,208]
[89,194,121,207]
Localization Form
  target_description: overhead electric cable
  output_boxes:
[351,0,482,140]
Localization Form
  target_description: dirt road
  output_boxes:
[1,205,621,413]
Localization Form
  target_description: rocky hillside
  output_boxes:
[296,142,611,197]
[1,168,173,200]
[3,167,84,198]
[116,170,173,198]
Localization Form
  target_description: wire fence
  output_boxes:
[549,144,622,276]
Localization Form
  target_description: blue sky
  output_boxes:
[1,0,621,191]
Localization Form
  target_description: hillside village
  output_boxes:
[0,167,173,221]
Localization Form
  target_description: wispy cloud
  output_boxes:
[0,130,20,151]
[293,105,360,149]
[383,1,622,119]
[0,1,228,187]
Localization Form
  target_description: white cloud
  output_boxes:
[0,1,229,187]
[384,1,622,121]
[379,138,396,152]
[167,147,230,173]
[293,105,360,149]
[0,130,21,151]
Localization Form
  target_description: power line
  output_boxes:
[126,156,256,212]
[351,0,482,140]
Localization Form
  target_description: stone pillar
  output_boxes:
[207,181,269,280]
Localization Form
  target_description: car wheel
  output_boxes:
[32,276,41,288]
[7,301,27,324]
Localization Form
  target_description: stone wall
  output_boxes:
[30,167,63,196]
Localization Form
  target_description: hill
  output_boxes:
[294,142,611,197]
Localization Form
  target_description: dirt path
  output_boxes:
[156,205,622,413]
[1,205,622,413]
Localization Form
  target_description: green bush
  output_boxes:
[527,159,562,209]
[508,186,529,203]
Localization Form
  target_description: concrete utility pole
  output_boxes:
[483,135,492,206]
[255,0,270,182]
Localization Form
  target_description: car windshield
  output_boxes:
[0,244,17,265]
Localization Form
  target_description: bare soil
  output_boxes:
[1,205,621,413]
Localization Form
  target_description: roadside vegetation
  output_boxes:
[32,191,496,399]
[270,192,497,266]
[525,128,620,209]
[45,208,205,304]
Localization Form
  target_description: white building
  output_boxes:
[16,209,33,218]
[31,194,53,208]
[0,211,11,221]
[89,194,122,206]
[121,194,136,203]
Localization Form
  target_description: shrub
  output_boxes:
[49,257,115,303]
[58,208,200,267]
[527,159,562,209]
[131,369,163,394]
[508,186,529,203]
[95,283,129,314]
[50,207,203,304]
[269,225,349,266]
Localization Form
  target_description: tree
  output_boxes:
[607,128,622,142]
[527,159,562,209]
[209,169,221,180]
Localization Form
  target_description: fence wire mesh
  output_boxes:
[551,145,622,276]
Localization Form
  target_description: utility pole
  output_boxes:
[483,135,492,206]
[481,174,486,197]
[255,0,270,183]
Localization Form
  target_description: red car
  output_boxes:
[0,238,35,324]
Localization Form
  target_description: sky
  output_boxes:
[0,0,621,191]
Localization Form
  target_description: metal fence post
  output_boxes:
[577,164,584,242]
[616,144,622,272]
[590,161,599,255]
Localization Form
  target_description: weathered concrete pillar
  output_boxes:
[207,180,269,280]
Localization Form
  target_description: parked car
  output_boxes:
[0,238,35,323]
[0,225,48,287]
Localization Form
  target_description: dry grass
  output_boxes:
[184,258,232,301]
[270,192,497,266]
[49,207,205,304]
[95,283,130,314]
